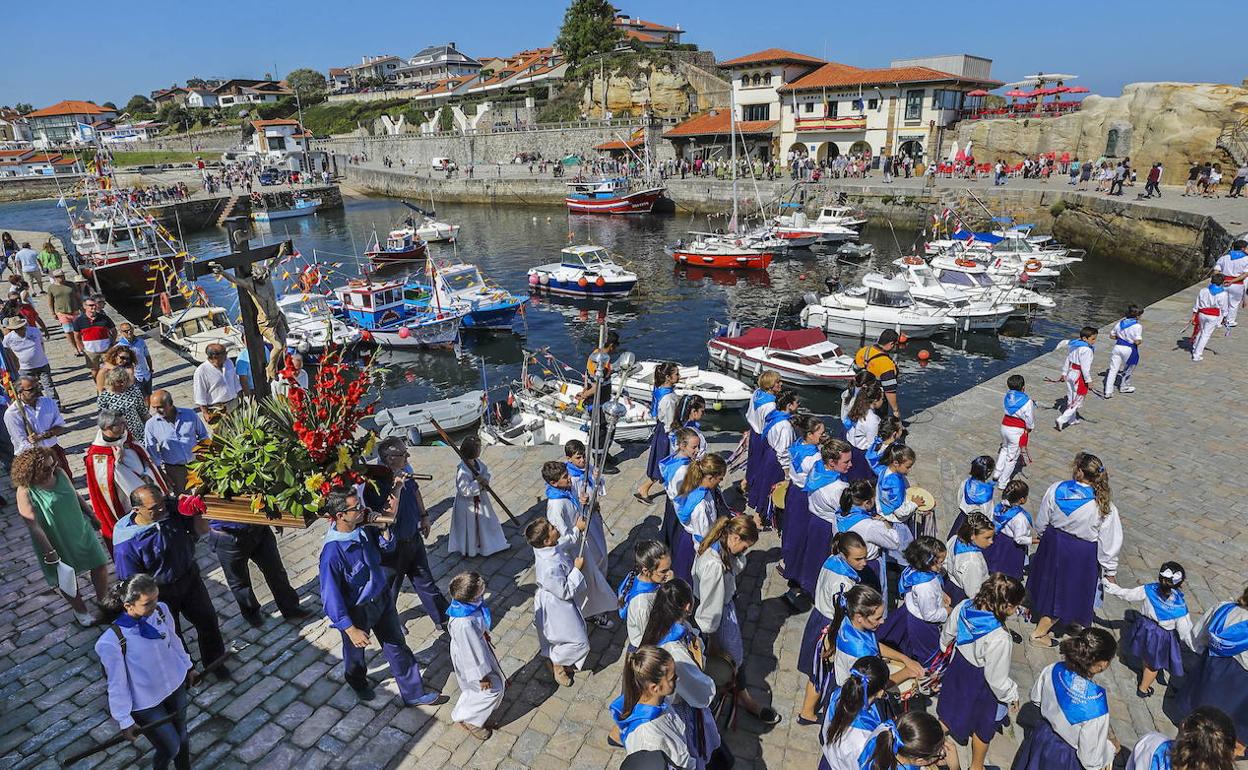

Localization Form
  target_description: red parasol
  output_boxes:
[966,89,990,97]
[1004,89,1032,98]
[1065,86,1090,94]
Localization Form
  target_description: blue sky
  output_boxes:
[2,0,1243,108]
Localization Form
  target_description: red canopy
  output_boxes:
[966,89,990,97]
[1065,86,1090,94]
[1004,89,1032,98]
[723,327,827,351]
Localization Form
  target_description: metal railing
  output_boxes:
[1216,118,1248,167]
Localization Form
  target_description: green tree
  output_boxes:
[158,102,190,132]
[186,77,208,88]
[14,103,33,114]
[286,68,328,99]
[555,0,621,66]
[125,94,154,114]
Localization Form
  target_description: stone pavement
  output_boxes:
[2,271,1247,768]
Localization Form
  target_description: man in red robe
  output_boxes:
[85,409,168,549]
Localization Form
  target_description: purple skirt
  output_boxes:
[877,603,942,666]
[671,528,695,585]
[1123,614,1184,675]
[1010,715,1080,770]
[1177,653,1248,739]
[846,444,873,481]
[937,649,1006,743]
[859,558,883,594]
[746,439,783,516]
[744,429,764,500]
[661,498,679,548]
[984,535,1027,579]
[945,580,968,607]
[781,484,812,575]
[1026,527,1098,628]
[644,423,670,481]
[947,510,968,540]
[796,516,835,596]
[798,607,831,685]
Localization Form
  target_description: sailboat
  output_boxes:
[669,90,773,270]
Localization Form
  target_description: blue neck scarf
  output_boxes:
[1117,317,1139,334]
[963,478,995,505]
[616,573,660,620]
[877,468,908,514]
[684,419,701,432]
[837,506,873,533]
[446,599,492,630]
[545,484,577,504]
[115,611,165,640]
[1068,339,1094,353]
[953,537,982,557]
[1205,602,1248,657]
[762,409,790,437]
[1053,479,1095,516]
[674,487,710,527]
[751,390,775,411]
[955,603,1001,644]
[1209,283,1226,296]
[1148,740,1173,770]
[1003,389,1030,415]
[899,568,939,596]
[609,696,669,745]
[324,524,365,544]
[1051,662,1108,724]
[836,619,879,658]
[804,463,843,493]
[1142,584,1188,621]
[992,502,1031,531]
[790,441,819,471]
[651,386,674,418]
[659,454,690,486]
[857,721,912,770]
[823,554,862,582]
[659,621,694,648]
[565,461,594,491]
[827,686,883,732]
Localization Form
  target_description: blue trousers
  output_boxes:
[341,595,429,704]
[132,684,190,770]
[382,535,449,627]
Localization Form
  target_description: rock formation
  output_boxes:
[582,57,729,118]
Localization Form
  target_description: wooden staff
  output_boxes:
[428,417,517,524]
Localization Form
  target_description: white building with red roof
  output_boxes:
[612,14,684,48]
[25,100,117,146]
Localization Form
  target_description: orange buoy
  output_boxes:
[595,276,606,287]
[577,277,589,287]
[917,350,930,361]
[898,334,909,344]
[798,273,807,280]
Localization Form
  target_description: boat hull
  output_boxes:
[672,249,773,270]
[369,318,461,348]
[528,276,636,299]
[252,204,319,222]
[565,187,666,215]
[374,390,484,442]
[80,252,187,306]
[800,305,952,340]
[367,242,429,267]
[415,223,460,242]
[706,342,854,387]
[459,303,520,332]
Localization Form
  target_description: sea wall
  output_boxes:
[143,184,345,232]
[0,174,83,203]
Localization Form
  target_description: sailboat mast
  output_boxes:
[730,87,738,234]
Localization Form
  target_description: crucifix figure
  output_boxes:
[188,216,293,399]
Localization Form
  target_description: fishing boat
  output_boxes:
[400,201,461,242]
[510,376,656,442]
[157,306,244,362]
[528,245,638,299]
[332,279,462,348]
[251,195,321,222]
[403,262,523,332]
[365,228,428,267]
[669,233,774,270]
[706,322,855,387]
[564,176,667,214]
[277,293,364,353]
[373,390,484,444]
[887,261,1016,331]
[773,204,862,243]
[901,255,1056,312]
[614,361,754,411]
[799,273,955,340]
[69,196,186,305]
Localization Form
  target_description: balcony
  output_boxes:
[795,115,867,132]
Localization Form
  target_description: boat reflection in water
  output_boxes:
[675,265,773,289]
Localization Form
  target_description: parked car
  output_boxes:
[258,167,282,186]
[431,157,457,172]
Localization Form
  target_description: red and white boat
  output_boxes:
[564,177,666,214]
[365,227,428,268]
[670,233,773,270]
[707,322,856,387]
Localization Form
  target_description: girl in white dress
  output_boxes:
[449,436,509,557]
[447,571,505,740]
[819,655,889,770]
[525,516,589,687]
[609,645,693,769]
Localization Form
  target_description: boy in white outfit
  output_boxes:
[1212,239,1248,327]
[1104,305,1142,397]
[1191,275,1230,362]
[1055,326,1096,431]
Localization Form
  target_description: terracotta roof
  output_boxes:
[328,67,349,76]
[419,77,472,96]
[663,111,777,138]
[613,16,679,33]
[0,149,34,161]
[780,63,1001,91]
[25,100,112,118]
[719,48,825,67]
[595,131,645,151]
[251,119,303,129]
[622,29,664,44]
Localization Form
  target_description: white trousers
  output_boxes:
[1057,373,1086,427]
[1192,314,1221,360]
[1225,283,1245,325]
[995,424,1026,489]
[1104,345,1136,395]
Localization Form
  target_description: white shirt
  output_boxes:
[94,603,192,729]
[624,707,693,769]
[270,368,309,397]
[1125,732,1171,770]
[192,359,241,407]
[1110,318,1143,346]
[1214,252,1248,278]
[3,327,49,370]
[1030,662,1115,770]
[692,546,742,634]
[1194,285,1231,315]
[15,247,39,272]
[766,419,796,472]
[1061,343,1094,384]
[903,575,948,623]
[807,478,849,524]
[1002,396,1034,430]
[745,395,775,435]
[1192,601,1248,670]
[1102,582,1195,648]
[5,396,65,453]
[844,411,880,451]
[940,600,1018,704]
[945,539,989,598]
[1034,480,1123,576]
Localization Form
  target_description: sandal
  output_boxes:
[796,715,821,726]
[1028,634,1058,648]
[1136,687,1154,698]
[458,722,492,740]
[633,492,652,505]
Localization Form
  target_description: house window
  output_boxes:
[764,72,773,85]
[742,104,769,121]
[825,100,838,118]
[868,98,879,110]
[931,89,960,110]
[803,102,814,114]
[905,89,924,120]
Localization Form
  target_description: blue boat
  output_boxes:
[403,262,522,332]
[331,279,462,348]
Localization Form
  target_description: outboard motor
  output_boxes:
[803,291,821,306]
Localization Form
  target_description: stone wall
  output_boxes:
[123,127,243,153]
[0,174,83,202]
[954,82,1248,184]
[143,184,345,232]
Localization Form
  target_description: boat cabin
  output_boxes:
[815,205,857,221]
[159,307,232,340]
[860,273,915,307]
[565,177,629,200]
[560,245,612,269]
[382,229,417,252]
[334,280,406,329]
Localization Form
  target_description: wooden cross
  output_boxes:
[187,216,292,400]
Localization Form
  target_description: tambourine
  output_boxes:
[908,486,937,512]
[770,480,789,510]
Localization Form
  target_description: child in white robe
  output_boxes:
[526,516,589,686]
[542,460,617,626]
[447,571,505,740]
[449,436,509,557]
[1191,275,1230,362]
[995,375,1034,490]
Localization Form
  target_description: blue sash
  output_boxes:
[953,538,982,557]
[955,603,1001,644]
[1003,389,1029,415]
[762,409,790,437]
[877,469,908,515]
[565,461,594,491]
[674,487,709,527]
[659,454,690,487]
[1142,584,1187,621]
[609,694,670,744]
[446,599,492,630]
[751,390,775,411]
[650,386,674,419]
[837,506,873,533]
[616,573,660,620]
[823,554,862,582]
[1205,602,1248,657]
[864,438,886,476]
[1053,479,1095,517]
[898,568,939,596]
[836,620,880,658]
[790,441,819,472]
[963,478,995,506]
[1148,740,1173,770]
[992,502,1032,531]
[1051,662,1108,724]
[804,463,842,493]
[545,484,578,504]
[1209,283,1226,296]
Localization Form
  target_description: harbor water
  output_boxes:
[0,195,1180,427]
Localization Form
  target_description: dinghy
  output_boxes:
[614,361,753,411]
[706,322,855,387]
[373,390,485,445]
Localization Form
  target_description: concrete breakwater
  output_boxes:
[143,184,345,232]
[0,174,84,203]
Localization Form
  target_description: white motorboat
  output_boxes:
[836,243,876,260]
[919,255,1056,312]
[374,390,484,444]
[277,294,363,352]
[251,196,320,222]
[706,322,856,387]
[413,219,460,243]
[614,361,754,411]
[799,273,955,340]
[480,411,623,454]
[157,306,244,361]
[528,245,638,299]
[511,377,656,442]
[926,232,1077,268]
[925,240,1062,281]
[888,261,1016,331]
[775,205,864,243]
[759,225,822,249]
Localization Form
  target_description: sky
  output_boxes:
[2,0,1244,108]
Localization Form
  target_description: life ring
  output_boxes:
[1024,259,1043,272]
[903,256,925,265]
[955,258,978,268]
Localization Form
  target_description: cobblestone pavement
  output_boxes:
[2,270,1247,769]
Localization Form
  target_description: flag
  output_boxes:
[56,195,66,208]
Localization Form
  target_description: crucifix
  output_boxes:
[187,216,293,400]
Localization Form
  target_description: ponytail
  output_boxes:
[847,382,883,422]
[639,579,693,647]
[697,514,759,570]
[620,645,674,720]
[1172,706,1237,770]
[653,361,678,388]
[670,394,706,432]
[99,574,159,620]
[867,712,946,770]
[824,656,889,745]
[972,573,1026,621]
[1073,452,1112,517]
[839,478,874,515]
[678,454,726,497]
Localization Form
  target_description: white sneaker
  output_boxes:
[1120,386,1136,393]
[1229,322,1239,328]
[1103,391,1113,399]
[1192,356,1203,362]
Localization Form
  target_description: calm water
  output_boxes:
[0,195,1179,427]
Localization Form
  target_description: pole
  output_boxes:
[224,218,272,400]
[427,417,517,524]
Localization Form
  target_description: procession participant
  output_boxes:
[838,370,877,426]
[143,390,208,495]
[1027,453,1123,647]
[526,515,590,687]
[1010,627,1118,770]
[1125,707,1238,770]
[874,444,920,532]
[1054,327,1096,431]
[877,536,948,667]
[671,455,726,585]
[1103,305,1142,397]
[994,375,1033,491]
[1190,275,1230,362]
[1212,238,1248,327]
[1177,585,1248,740]
[113,484,229,679]
[858,712,957,770]
[744,370,782,496]
[863,416,904,478]
[944,513,994,606]
[949,456,996,537]
[618,539,673,650]
[795,439,854,597]
[660,428,699,549]
[844,383,884,482]
[449,436,509,557]
[191,344,241,423]
[818,655,889,770]
[95,574,195,770]
[825,584,922,690]
[838,479,911,595]
[1101,561,1194,698]
[574,330,620,473]
[637,363,680,504]
[86,410,170,550]
[319,487,446,705]
[692,515,780,725]
[937,574,1025,770]
[73,295,117,376]
[984,480,1033,579]
[748,390,798,527]
[564,439,601,505]
[543,460,616,625]
[446,571,505,740]
[4,375,70,472]
[853,330,902,419]
[780,414,827,605]
[609,646,692,769]
[798,533,866,723]
[365,436,449,629]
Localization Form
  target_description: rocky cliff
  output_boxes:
[582,54,729,118]
[955,82,1248,184]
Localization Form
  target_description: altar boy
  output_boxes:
[319,488,446,706]
[542,460,617,626]
[526,515,590,687]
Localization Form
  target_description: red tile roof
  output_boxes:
[595,138,645,151]
[613,16,679,33]
[328,67,349,76]
[622,28,664,44]
[251,119,303,129]
[719,48,825,68]
[780,63,1001,91]
[663,111,777,138]
[25,100,112,118]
